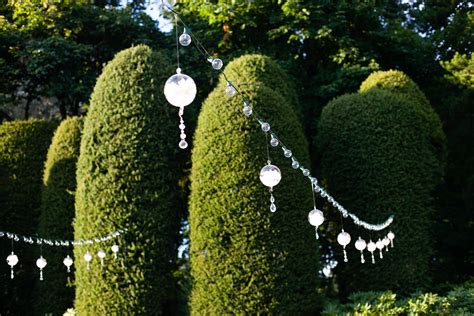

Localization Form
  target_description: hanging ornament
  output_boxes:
[282,147,292,158]
[383,237,391,251]
[225,81,237,97]
[243,101,252,117]
[179,29,192,46]
[36,256,47,281]
[84,251,92,270]
[376,239,384,259]
[63,255,73,273]
[259,163,282,212]
[164,68,197,150]
[308,208,324,239]
[387,231,395,247]
[337,230,351,262]
[6,252,19,279]
[270,134,279,147]
[97,249,106,267]
[111,244,119,260]
[367,240,376,264]
[355,237,367,264]
[211,58,223,70]
[291,157,300,169]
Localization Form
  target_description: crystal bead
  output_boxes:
[179,140,188,149]
[302,169,310,176]
[270,135,279,147]
[283,148,292,158]
[243,105,252,117]
[291,159,300,169]
[270,203,277,212]
[179,32,191,46]
[211,58,223,70]
[261,122,270,132]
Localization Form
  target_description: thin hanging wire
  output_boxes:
[174,14,180,70]
[265,132,271,164]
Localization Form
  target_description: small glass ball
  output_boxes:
[383,237,390,246]
[84,251,92,262]
[337,230,351,246]
[302,169,310,176]
[270,136,279,147]
[164,72,197,107]
[179,32,192,46]
[291,159,300,169]
[282,148,291,158]
[261,122,270,132]
[63,255,73,267]
[259,164,282,188]
[355,237,367,251]
[270,204,277,212]
[6,252,18,266]
[179,123,185,130]
[367,240,376,252]
[225,83,236,97]
[179,140,188,149]
[376,239,384,250]
[387,231,395,240]
[111,245,119,253]
[243,105,252,117]
[97,249,106,259]
[36,256,47,269]
[211,58,223,70]
[308,208,324,227]
[180,133,186,139]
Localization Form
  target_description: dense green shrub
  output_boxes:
[0,119,56,315]
[33,117,84,316]
[74,45,180,314]
[189,54,320,314]
[317,87,446,294]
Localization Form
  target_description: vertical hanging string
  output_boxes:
[174,14,180,71]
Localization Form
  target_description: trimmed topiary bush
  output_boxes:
[0,119,57,316]
[189,54,320,314]
[74,45,180,314]
[317,86,446,294]
[34,116,84,316]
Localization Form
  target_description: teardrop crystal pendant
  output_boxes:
[269,192,276,213]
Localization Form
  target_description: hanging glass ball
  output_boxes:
[179,140,188,149]
[179,32,192,46]
[367,240,376,252]
[259,164,282,188]
[355,237,367,251]
[383,237,390,247]
[97,249,106,259]
[270,135,279,147]
[84,251,92,262]
[387,231,395,240]
[308,208,324,227]
[6,252,18,266]
[111,245,119,253]
[302,168,310,177]
[225,83,237,97]
[376,239,384,250]
[243,105,252,117]
[291,159,300,169]
[63,255,73,268]
[270,204,277,212]
[261,122,270,132]
[211,58,223,70]
[283,148,292,158]
[36,256,47,269]
[164,70,197,108]
[337,230,351,246]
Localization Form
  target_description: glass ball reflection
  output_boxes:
[259,164,282,188]
[164,71,197,108]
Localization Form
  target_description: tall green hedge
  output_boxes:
[34,116,84,315]
[0,119,56,316]
[189,54,320,314]
[317,74,446,294]
[73,45,180,314]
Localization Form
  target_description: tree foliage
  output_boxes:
[317,71,446,295]
[34,116,84,316]
[73,45,180,314]
[189,54,320,314]
[0,119,56,315]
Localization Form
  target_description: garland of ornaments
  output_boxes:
[1,229,125,280]
[162,2,396,264]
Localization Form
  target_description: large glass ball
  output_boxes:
[179,32,192,46]
[259,164,282,188]
[308,208,324,227]
[6,252,18,266]
[164,71,197,108]
[63,255,73,267]
[367,240,376,252]
[337,230,351,246]
[36,256,47,269]
[355,237,367,251]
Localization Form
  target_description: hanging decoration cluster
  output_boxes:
[163,2,396,265]
[1,229,124,280]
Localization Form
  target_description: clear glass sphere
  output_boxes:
[376,239,384,250]
[63,255,73,267]
[261,122,270,132]
[164,72,197,107]
[302,169,310,176]
[337,231,351,246]
[383,237,390,246]
[355,237,367,251]
[283,148,292,158]
[387,231,395,240]
[308,208,324,227]
[179,140,188,149]
[270,136,279,147]
[211,58,223,70]
[225,84,236,97]
[6,252,18,266]
[243,105,252,117]
[84,251,92,262]
[111,245,119,253]
[36,256,47,269]
[179,32,191,46]
[291,160,300,169]
[259,164,282,188]
[98,249,106,259]
[367,240,376,252]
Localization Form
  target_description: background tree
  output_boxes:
[33,116,84,315]
[189,54,321,314]
[74,45,180,314]
[0,119,56,315]
[317,70,446,295]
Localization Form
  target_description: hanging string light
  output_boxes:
[367,240,377,264]
[337,230,351,262]
[63,255,73,273]
[355,237,367,263]
[6,251,18,279]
